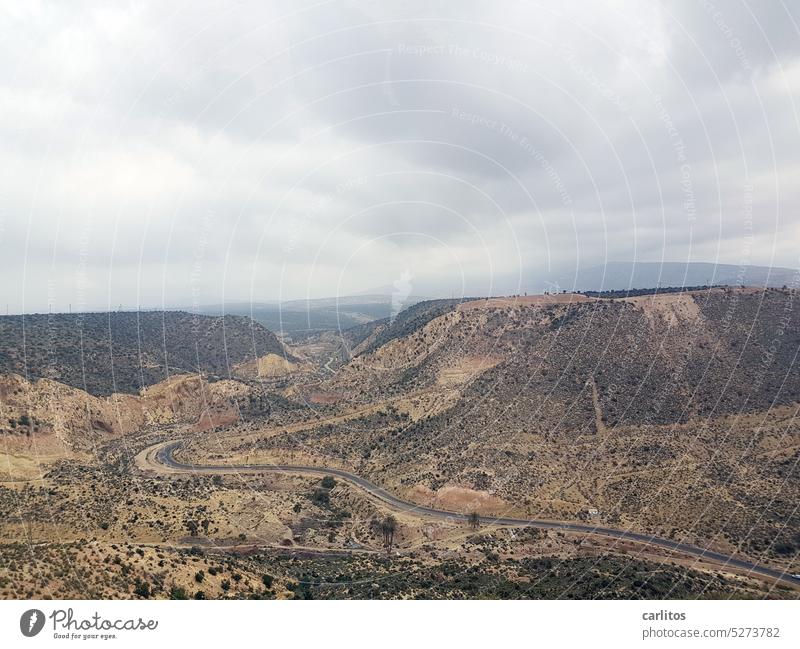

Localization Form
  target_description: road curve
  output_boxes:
[146,440,799,587]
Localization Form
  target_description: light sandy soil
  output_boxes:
[625,292,704,328]
[436,355,503,387]
[0,434,85,482]
[407,484,509,515]
[234,353,313,379]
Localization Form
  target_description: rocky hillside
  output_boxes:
[270,288,800,559]
[0,311,289,396]
[325,288,800,430]
[357,299,468,355]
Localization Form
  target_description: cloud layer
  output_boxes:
[2,0,799,311]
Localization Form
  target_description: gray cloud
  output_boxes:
[1,0,799,312]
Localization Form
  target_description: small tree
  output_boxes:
[468,511,480,531]
[380,515,398,549]
[312,488,330,506]
[321,475,336,489]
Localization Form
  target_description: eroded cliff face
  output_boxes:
[0,372,254,478]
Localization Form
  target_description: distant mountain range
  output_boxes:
[185,262,799,336]
[546,261,798,293]
[199,293,426,339]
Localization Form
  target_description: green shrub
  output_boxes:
[133,580,151,598]
[169,585,188,600]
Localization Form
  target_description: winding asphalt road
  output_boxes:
[147,440,799,587]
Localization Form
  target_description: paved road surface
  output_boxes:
[149,440,799,587]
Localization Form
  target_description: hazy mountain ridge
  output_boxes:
[550,261,799,293]
[198,293,426,339]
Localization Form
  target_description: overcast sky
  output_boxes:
[2,0,799,312]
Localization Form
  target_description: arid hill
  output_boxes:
[0,373,229,477]
[237,288,800,562]
[324,288,800,428]
[0,311,289,396]
[2,288,798,597]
